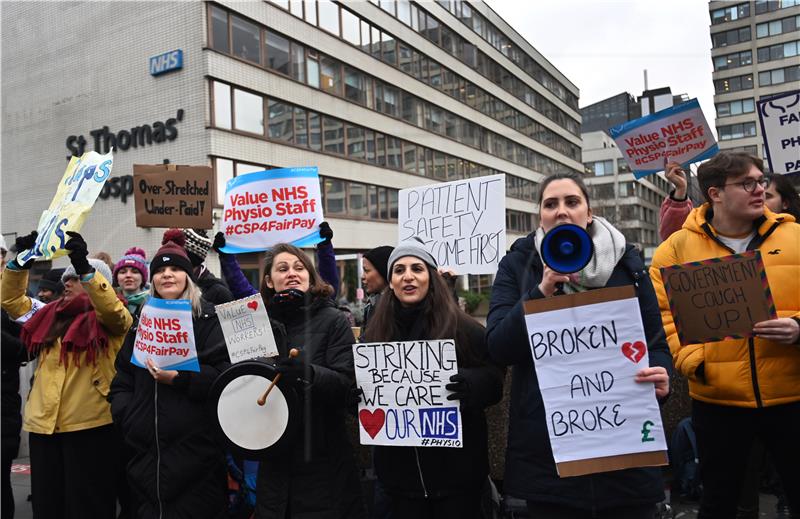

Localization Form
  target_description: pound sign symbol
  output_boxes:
[641,420,655,442]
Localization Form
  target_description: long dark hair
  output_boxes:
[260,243,333,305]
[767,173,800,220]
[364,263,480,367]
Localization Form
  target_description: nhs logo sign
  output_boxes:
[149,50,183,76]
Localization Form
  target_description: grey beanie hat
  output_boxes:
[387,237,437,274]
[62,258,113,284]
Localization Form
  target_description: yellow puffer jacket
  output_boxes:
[1,268,132,434]
[650,204,800,408]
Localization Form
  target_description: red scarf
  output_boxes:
[20,293,110,367]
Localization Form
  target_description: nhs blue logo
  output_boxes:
[149,50,183,76]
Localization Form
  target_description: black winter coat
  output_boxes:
[197,269,234,305]
[486,235,671,510]
[109,300,230,519]
[255,296,364,519]
[1,310,26,454]
[374,311,503,498]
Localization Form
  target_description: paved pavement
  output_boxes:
[8,456,786,518]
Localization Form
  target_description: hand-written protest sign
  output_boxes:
[398,175,505,274]
[133,164,213,228]
[609,99,718,179]
[660,250,776,346]
[131,298,199,372]
[757,90,800,175]
[216,295,279,363]
[220,167,324,253]
[17,150,114,266]
[524,286,668,477]
[353,340,463,448]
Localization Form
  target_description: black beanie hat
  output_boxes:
[38,268,65,294]
[150,229,196,281]
[363,246,394,284]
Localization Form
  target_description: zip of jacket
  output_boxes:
[414,448,429,498]
[154,380,164,519]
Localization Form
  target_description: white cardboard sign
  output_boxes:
[216,294,279,363]
[757,90,800,175]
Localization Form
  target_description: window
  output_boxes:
[324,178,346,214]
[317,0,340,35]
[309,111,322,151]
[758,40,799,62]
[386,137,402,169]
[718,122,757,140]
[290,43,305,82]
[381,32,397,66]
[344,67,368,105]
[585,160,614,176]
[346,125,365,160]
[341,8,361,45]
[712,26,751,47]
[376,84,399,117]
[506,210,533,233]
[214,158,233,205]
[306,52,320,88]
[265,31,290,75]
[294,107,308,146]
[756,0,800,14]
[213,81,231,129]
[403,144,418,174]
[714,73,753,93]
[759,65,799,86]
[320,56,341,95]
[323,116,344,155]
[711,3,750,24]
[234,89,263,134]
[231,15,260,64]
[349,182,368,217]
[268,100,293,142]
[713,50,752,71]
[289,0,303,17]
[210,6,230,53]
[756,15,800,38]
[305,0,317,25]
[716,98,755,117]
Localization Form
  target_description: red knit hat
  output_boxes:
[149,229,196,281]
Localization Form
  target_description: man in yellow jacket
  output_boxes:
[650,152,800,518]
[2,231,132,518]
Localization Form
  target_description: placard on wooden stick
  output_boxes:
[133,164,213,228]
[524,286,668,477]
[660,250,776,345]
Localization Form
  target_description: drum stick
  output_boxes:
[258,348,299,406]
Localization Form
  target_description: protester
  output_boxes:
[113,247,149,317]
[361,245,393,331]
[650,152,800,519]
[486,172,671,519]
[109,230,230,518]
[765,173,800,220]
[214,233,364,518]
[181,228,234,305]
[364,238,503,519]
[35,268,65,303]
[91,251,116,273]
[1,230,132,519]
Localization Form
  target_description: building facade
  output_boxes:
[709,0,800,160]
[1,0,581,296]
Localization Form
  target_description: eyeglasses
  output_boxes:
[723,177,770,193]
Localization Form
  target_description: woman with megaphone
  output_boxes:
[486,172,672,519]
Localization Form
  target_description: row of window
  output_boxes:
[430,0,579,110]
[269,0,581,135]
[716,97,755,118]
[589,179,669,205]
[714,72,753,94]
[209,5,580,167]
[755,0,800,14]
[758,64,800,86]
[583,159,632,177]
[718,121,757,141]
[758,40,800,63]
[712,26,751,48]
[211,80,543,201]
[506,209,534,234]
[711,2,750,25]
[756,14,800,38]
[713,49,752,71]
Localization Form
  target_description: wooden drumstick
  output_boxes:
[258,348,299,406]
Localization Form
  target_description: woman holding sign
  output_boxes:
[2,231,133,519]
[364,239,504,519]
[109,231,230,518]
[486,172,671,519]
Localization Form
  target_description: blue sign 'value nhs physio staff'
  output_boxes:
[149,50,183,76]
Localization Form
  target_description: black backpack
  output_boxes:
[670,417,702,500]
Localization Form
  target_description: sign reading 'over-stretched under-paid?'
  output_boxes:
[133,164,213,228]
[220,167,324,253]
[398,175,505,274]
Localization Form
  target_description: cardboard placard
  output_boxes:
[353,340,462,448]
[757,90,800,175]
[609,99,718,179]
[216,295,279,363]
[133,164,213,228]
[398,174,506,274]
[131,298,199,372]
[524,286,668,477]
[17,150,114,266]
[219,167,324,253]
[660,250,776,345]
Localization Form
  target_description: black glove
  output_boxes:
[65,231,91,276]
[11,231,39,270]
[318,221,333,247]
[276,352,313,383]
[445,371,470,408]
[347,386,364,407]
[212,231,226,253]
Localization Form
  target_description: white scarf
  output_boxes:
[534,217,627,293]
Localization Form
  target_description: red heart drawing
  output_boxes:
[621,341,646,363]
[359,408,386,439]
[247,300,258,311]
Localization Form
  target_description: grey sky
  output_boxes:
[487,0,717,136]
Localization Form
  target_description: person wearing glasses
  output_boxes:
[650,152,800,519]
